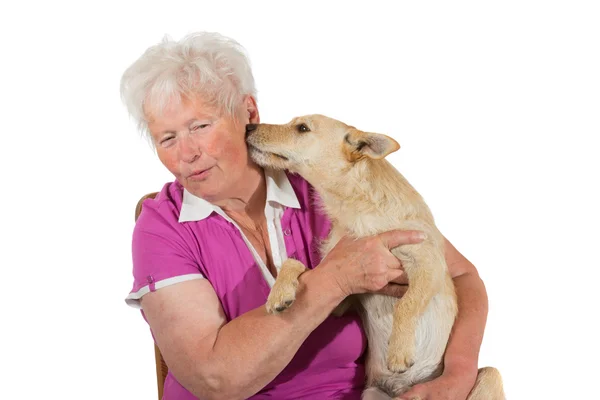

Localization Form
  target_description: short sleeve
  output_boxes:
[125,196,204,309]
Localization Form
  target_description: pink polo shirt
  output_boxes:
[126,170,366,399]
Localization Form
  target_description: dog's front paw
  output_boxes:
[266,281,298,314]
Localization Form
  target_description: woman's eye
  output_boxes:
[297,123,310,133]
[192,124,210,131]
[160,137,175,146]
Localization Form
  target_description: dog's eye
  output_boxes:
[297,123,310,133]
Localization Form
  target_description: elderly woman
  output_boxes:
[121,32,489,400]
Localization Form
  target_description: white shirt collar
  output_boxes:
[178,168,301,223]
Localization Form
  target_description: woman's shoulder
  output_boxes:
[127,180,205,309]
[135,180,185,231]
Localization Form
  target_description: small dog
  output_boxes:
[246,115,505,399]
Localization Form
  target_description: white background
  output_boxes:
[1,1,599,399]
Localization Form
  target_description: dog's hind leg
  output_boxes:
[265,259,307,314]
[466,367,505,400]
[386,241,446,373]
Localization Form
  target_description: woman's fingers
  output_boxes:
[376,283,409,298]
[377,229,426,249]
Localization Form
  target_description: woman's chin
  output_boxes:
[183,178,219,199]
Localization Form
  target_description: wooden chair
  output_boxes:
[135,192,168,400]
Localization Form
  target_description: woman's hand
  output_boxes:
[396,368,478,400]
[378,263,410,298]
[376,282,409,298]
[318,230,425,298]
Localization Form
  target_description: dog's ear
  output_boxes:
[344,128,400,161]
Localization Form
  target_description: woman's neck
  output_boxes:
[214,163,267,222]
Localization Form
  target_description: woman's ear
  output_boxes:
[246,95,260,124]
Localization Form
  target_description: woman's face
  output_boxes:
[146,95,260,201]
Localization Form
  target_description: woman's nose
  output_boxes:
[179,135,201,163]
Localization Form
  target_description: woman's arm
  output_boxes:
[142,229,424,400]
[399,237,488,400]
[443,237,487,380]
[141,268,343,400]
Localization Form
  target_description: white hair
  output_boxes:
[120,31,257,140]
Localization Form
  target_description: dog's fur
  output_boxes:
[246,115,504,399]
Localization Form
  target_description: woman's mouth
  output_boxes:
[188,167,214,181]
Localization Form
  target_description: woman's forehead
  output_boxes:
[145,94,219,124]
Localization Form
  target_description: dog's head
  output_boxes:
[246,114,400,183]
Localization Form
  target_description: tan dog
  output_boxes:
[246,115,505,400]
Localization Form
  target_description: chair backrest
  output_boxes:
[134,192,168,400]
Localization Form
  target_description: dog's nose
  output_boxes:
[246,124,258,137]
